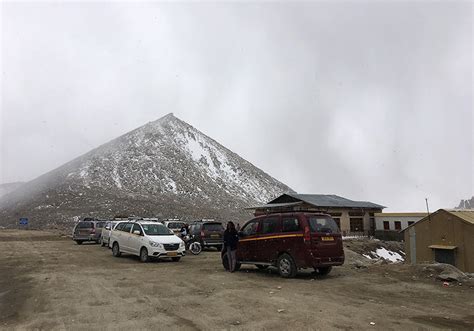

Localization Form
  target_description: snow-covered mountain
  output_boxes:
[0,114,293,228]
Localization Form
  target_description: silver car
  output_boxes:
[101,221,125,248]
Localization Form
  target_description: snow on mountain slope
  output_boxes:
[0,114,293,228]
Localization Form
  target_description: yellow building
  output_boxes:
[403,209,474,272]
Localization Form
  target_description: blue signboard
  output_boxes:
[19,218,28,226]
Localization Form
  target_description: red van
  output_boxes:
[222,212,344,278]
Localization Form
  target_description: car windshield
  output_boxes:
[308,217,340,234]
[168,222,184,229]
[142,224,174,236]
[203,223,223,231]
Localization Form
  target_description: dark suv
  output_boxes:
[222,212,344,278]
[72,218,105,245]
[189,221,224,251]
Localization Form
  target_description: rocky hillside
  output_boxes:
[0,114,293,229]
[456,197,474,209]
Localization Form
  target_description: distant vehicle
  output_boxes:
[72,218,105,245]
[189,220,224,251]
[222,212,344,278]
[110,221,185,262]
[163,220,187,235]
[101,221,126,248]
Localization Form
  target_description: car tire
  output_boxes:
[171,257,181,262]
[256,264,269,270]
[75,240,83,245]
[189,242,202,255]
[112,242,121,257]
[140,247,149,263]
[314,266,332,276]
[277,253,297,278]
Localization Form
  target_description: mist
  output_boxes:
[1,1,472,212]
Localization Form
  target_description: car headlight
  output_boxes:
[149,241,162,248]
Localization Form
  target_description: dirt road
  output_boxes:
[1,230,473,330]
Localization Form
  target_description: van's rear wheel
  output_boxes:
[277,253,297,278]
[140,247,149,263]
[112,242,121,257]
[314,266,332,276]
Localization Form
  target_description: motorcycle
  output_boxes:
[183,234,202,255]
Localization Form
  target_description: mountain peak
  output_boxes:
[0,115,293,228]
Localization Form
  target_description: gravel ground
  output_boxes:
[1,230,473,330]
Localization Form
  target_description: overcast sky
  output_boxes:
[1,1,472,212]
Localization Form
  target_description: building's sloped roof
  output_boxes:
[444,209,474,224]
[270,193,385,209]
[374,212,428,217]
[245,201,303,210]
[402,209,474,232]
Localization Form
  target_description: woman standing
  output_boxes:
[223,221,239,272]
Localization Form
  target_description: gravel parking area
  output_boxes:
[1,230,473,330]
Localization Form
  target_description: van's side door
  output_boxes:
[129,223,145,255]
[237,219,260,262]
[256,216,281,263]
[120,223,133,253]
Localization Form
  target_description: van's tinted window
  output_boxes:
[114,222,124,230]
[308,217,340,234]
[282,218,299,232]
[242,221,259,236]
[261,218,279,234]
[77,222,93,229]
[122,223,133,233]
[132,224,143,235]
[203,223,223,231]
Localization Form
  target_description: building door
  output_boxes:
[434,249,455,266]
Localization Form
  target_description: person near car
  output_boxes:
[180,224,188,238]
[223,221,239,272]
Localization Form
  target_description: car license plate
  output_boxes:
[168,252,177,257]
[321,237,334,241]
[211,234,219,238]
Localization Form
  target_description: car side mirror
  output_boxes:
[133,230,141,235]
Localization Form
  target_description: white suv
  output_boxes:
[110,221,185,262]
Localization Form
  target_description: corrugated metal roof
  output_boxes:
[375,212,428,217]
[280,193,385,209]
[245,201,303,210]
[444,209,474,224]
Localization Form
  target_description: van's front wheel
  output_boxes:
[140,247,149,263]
[277,253,297,278]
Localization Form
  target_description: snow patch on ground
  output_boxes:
[375,247,404,262]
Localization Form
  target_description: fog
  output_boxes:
[1,1,472,211]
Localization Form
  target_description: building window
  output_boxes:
[394,221,401,230]
[350,218,364,232]
[408,221,415,226]
[383,221,390,230]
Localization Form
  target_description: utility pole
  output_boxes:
[425,198,432,223]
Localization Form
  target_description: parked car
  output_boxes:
[72,218,105,245]
[101,220,126,248]
[189,220,224,251]
[163,220,187,236]
[110,221,185,262]
[222,212,344,278]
